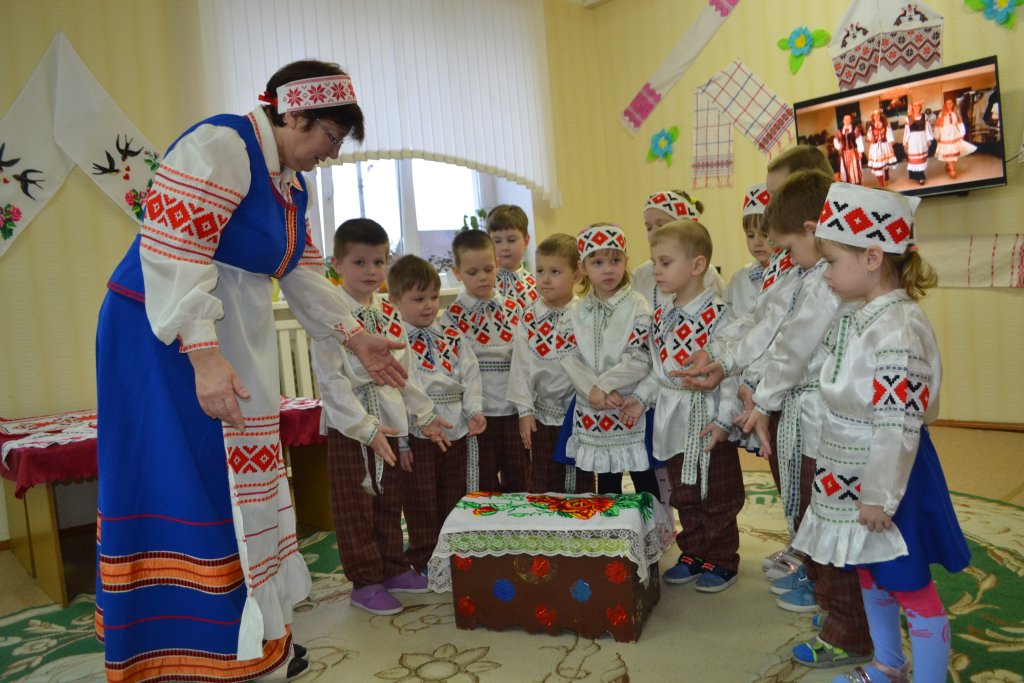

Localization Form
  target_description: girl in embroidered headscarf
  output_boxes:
[795,183,969,683]
[555,225,659,499]
[633,190,725,312]
[903,100,933,186]
[865,110,897,188]
[833,114,865,185]
[935,98,976,179]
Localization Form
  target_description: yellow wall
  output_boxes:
[537,0,1024,423]
[0,0,206,418]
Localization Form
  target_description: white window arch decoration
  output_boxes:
[198,0,560,208]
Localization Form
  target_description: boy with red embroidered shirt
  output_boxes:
[487,204,538,310]
[508,233,595,494]
[311,219,451,616]
[624,221,743,592]
[387,255,486,576]
[441,230,526,492]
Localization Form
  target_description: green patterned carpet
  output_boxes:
[1,473,1021,682]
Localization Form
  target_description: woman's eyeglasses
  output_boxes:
[315,118,343,148]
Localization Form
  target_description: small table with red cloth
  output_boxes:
[1,398,326,606]
[428,491,674,642]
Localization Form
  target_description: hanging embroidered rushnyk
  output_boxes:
[619,0,741,134]
[691,61,794,188]
[828,0,943,92]
[0,32,159,260]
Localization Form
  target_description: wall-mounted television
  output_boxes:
[793,56,1006,199]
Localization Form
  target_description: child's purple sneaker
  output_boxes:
[350,584,403,615]
[382,568,430,593]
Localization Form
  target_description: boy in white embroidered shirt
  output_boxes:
[441,230,526,492]
[387,255,486,576]
[488,204,538,310]
[507,233,595,494]
[623,221,744,593]
[311,219,451,617]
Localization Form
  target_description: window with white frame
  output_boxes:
[306,159,534,285]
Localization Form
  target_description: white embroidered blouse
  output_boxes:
[141,108,361,351]
[311,289,435,446]
[723,261,765,321]
[507,298,577,427]
[793,291,941,566]
[403,321,484,441]
[496,266,539,311]
[440,291,523,417]
[556,286,653,473]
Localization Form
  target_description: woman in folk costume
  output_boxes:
[833,114,865,185]
[934,98,976,179]
[96,61,406,681]
[865,110,897,188]
[795,184,969,683]
[903,100,934,186]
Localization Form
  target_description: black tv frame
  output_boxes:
[793,56,1007,199]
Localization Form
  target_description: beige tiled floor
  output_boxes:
[1,426,1021,620]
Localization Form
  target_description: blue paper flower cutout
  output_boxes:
[570,579,592,603]
[492,578,516,602]
[647,126,680,166]
[787,27,814,56]
[983,0,1017,24]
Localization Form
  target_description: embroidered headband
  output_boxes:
[258,74,358,114]
[577,225,627,260]
[742,183,771,217]
[815,183,921,254]
[643,191,701,220]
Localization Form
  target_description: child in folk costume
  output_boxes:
[737,173,873,671]
[508,234,596,494]
[624,221,744,593]
[903,100,934,186]
[682,145,835,583]
[834,114,865,185]
[865,110,897,188]
[632,190,722,512]
[312,219,451,616]
[935,98,976,180]
[442,230,527,492]
[723,183,774,320]
[388,255,486,576]
[556,225,660,499]
[488,204,538,310]
[795,184,969,683]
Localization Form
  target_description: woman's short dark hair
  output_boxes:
[263,60,365,143]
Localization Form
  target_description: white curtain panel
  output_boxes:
[198,0,560,206]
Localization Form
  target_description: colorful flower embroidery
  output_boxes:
[647,127,679,166]
[1,203,23,240]
[777,26,831,74]
[124,189,146,221]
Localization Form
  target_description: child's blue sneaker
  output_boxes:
[694,563,738,593]
[791,637,872,669]
[770,563,810,595]
[811,612,827,630]
[663,554,704,584]
[776,581,819,612]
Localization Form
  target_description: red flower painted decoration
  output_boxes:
[453,555,474,572]
[456,595,476,616]
[465,491,503,498]
[535,604,557,627]
[606,604,629,627]
[526,494,617,521]
[604,560,629,584]
[531,557,551,578]
[472,505,498,516]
